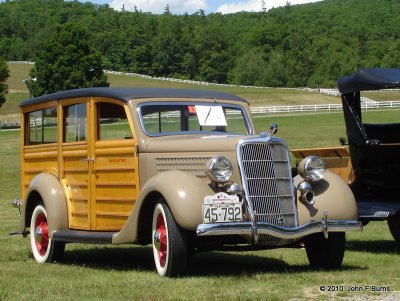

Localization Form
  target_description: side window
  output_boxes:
[97,102,132,140]
[64,103,87,142]
[26,108,57,145]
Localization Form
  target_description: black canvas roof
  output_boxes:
[20,87,247,107]
[338,68,400,94]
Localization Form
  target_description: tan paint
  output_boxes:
[295,170,358,225]
[20,173,68,238]
[139,150,242,188]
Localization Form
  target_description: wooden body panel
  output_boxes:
[22,144,58,199]
[93,140,138,230]
[62,142,90,230]
[21,96,139,232]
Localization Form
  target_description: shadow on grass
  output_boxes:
[61,245,365,276]
[347,240,400,254]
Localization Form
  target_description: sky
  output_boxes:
[88,0,322,15]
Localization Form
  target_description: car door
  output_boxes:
[60,98,93,230]
[91,99,139,231]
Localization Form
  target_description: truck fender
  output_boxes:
[294,170,358,225]
[21,173,68,238]
[112,171,213,244]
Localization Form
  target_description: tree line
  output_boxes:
[1,0,400,88]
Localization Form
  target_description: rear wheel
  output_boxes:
[30,204,65,263]
[152,201,187,277]
[388,215,400,243]
[305,232,345,269]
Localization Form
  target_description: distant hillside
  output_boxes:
[1,0,399,88]
[2,62,340,117]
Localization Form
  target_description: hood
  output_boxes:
[140,134,257,153]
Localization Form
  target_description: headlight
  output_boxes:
[298,156,326,182]
[207,156,233,183]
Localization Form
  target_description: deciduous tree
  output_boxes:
[0,57,9,107]
[30,23,108,97]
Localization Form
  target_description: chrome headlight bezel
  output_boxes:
[298,156,326,182]
[207,156,233,183]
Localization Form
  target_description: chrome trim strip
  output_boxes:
[236,138,258,242]
[196,220,362,239]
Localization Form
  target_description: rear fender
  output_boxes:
[21,173,68,238]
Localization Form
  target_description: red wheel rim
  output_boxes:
[34,212,49,256]
[156,213,167,267]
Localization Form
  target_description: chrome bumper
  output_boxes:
[196,220,362,242]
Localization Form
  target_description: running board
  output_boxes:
[357,201,400,221]
[53,230,115,244]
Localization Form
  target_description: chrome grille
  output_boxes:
[238,141,297,244]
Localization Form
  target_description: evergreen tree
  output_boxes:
[261,0,266,13]
[0,57,9,107]
[30,24,108,97]
[164,4,171,15]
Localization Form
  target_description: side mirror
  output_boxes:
[270,123,278,136]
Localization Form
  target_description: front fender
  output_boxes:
[112,171,213,244]
[21,173,68,238]
[294,170,358,225]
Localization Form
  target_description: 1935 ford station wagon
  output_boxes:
[12,88,362,276]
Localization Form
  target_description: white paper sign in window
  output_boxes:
[195,105,227,126]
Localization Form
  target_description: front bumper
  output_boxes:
[196,219,362,242]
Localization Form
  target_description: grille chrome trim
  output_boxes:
[236,136,298,244]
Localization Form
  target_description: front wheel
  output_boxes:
[152,201,187,277]
[30,204,65,263]
[388,214,400,243]
[305,232,345,269]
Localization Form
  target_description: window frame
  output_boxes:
[63,103,88,143]
[24,107,58,146]
[96,101,133,141]
[138,101,253,137]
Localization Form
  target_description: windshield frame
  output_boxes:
[137,101,254,137]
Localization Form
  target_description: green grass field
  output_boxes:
[1,110,399,301]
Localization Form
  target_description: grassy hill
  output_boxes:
[0,62,340,120]
[3,63,400,125]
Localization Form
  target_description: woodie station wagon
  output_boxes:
[12,88,362,276]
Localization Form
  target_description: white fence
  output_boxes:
[4,62,400,128]
[250,100,400,115]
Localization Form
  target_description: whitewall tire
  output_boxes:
[152,201,187,277]
[30,204,64,263]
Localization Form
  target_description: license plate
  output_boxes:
[203,192,243,223]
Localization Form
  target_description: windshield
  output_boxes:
[139,102,252,136]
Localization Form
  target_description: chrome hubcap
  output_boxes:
[34,226,43,244]
[153,230,161,250]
